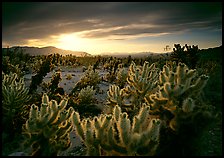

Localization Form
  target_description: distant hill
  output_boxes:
[2,46,91,57]
[199,45,222,61]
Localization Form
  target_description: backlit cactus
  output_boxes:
[125,61,159,106]
[145,62,209,131]
[2,72,31,108]
[116,66,128,88]
[2,72,31,133]
[22,93,74,156]
[107,61,159,114]
[72,105,161,156]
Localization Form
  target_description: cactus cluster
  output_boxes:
[40,70,64,103]
[104,68,117,83]
[48,70,63,94]
[103,58,121,83]
[72,105,161,156]
[145,62,209,131]
[2,47,31,77]
[22,93,74,156]
[29,55,54,94]
[107,61,159,114]
[115,64,128,88]
[31,59,43,73]
[107,61,209,132]
[170,44,199,69]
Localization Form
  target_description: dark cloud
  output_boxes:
[2,2,222,44]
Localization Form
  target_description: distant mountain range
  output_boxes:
[2,46,171,58]
[99,51,171,58]
[3,46,91,57]
[3,45,221,59]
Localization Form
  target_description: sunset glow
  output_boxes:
[56,33,87,51]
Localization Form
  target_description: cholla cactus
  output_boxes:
[126,61,159,105]
[2,72,31,108]
[78,86,96,105]
[104,68,117,83]
[49,70,62,93]
[22,93,74,156]
[107,85,127,107]
[31,59,43,73]
[29,55,54,94]
[116,67,128,88]
[2,72,31,132]
[72,105,161,156]
[145,62,209,131]
[107,61,159,113]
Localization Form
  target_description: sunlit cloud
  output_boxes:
[2,2,222,54]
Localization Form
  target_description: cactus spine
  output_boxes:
[22,93,74,156]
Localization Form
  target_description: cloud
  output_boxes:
[2,2,222,45]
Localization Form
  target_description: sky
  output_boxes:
[2,2,222,55]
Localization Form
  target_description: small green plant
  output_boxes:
[78,86,96,105]
[70,65,100,95]
[66,73,73,80]
[69,86,101,119]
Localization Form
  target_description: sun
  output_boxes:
[56,33,84,51]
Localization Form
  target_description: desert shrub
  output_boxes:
[69,86,102,119]
[78,86,96,105]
